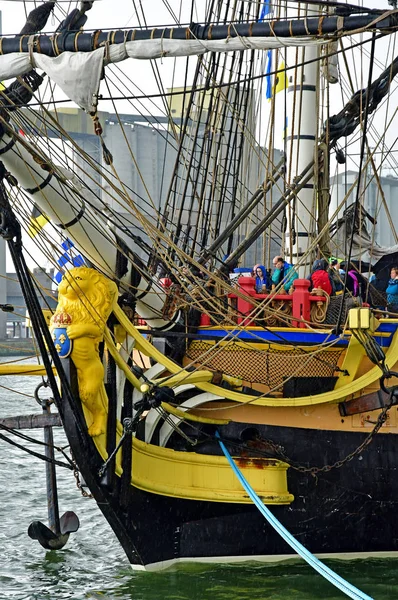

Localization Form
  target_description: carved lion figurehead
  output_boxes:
[52,267,118,328]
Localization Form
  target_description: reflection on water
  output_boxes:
[0,358,397,599]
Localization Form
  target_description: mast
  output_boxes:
[0,1,396,330]
[285,2,320,273]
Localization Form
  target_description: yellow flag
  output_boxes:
[273,61,288,95]
[27,203,49,238]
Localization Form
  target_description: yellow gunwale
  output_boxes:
[114,305,398,408]
[129,437,294,504]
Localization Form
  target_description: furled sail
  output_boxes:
[331,204,398,262]
[0,8,396,110]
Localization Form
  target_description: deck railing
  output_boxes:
[199,277,327,328]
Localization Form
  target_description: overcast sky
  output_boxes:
[0,0,193,35]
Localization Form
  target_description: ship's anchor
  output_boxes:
[28,381,79,550]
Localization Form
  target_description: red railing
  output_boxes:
[199,277,326,328]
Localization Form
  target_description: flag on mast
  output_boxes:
[273,60,288,95]
[259,1,273,99]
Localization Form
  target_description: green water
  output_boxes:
[0,362,397,599]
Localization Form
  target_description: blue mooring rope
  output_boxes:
[216,432,373,600]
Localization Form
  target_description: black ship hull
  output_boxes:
[61,381,398,569]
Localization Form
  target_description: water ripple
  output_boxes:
[1,360,397,599]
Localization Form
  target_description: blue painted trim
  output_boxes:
[198,328,350,346]
[197,328,395,348]
[377,322,398,333]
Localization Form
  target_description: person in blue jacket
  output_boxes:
[271,256,298,293]
[254,265,271,293]
[386,266,398,314]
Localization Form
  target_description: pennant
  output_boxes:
[265,50,273,100]
[259,0,271,20]
[259,2,273,100]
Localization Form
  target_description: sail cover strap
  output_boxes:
[57,201,85,230]
[216,431,374,600]
[24,171,52,195]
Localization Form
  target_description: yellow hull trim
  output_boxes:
[92,430,293,505]
[0,364,56,376]
[113,304,398,407]
[130,438,293,504]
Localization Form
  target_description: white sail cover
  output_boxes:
[331,217,398,263]
[0,47,104,112]
[34,48,105,113]
[0,36,324,110]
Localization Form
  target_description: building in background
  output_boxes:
[43,106,282,269]
[5,269,56,339]
[330,170,398,252]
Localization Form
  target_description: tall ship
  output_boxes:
[1,0,398,579]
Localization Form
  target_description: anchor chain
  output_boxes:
[241,375,398,476]
[72,459,93,498]
[244,404,391,476]
[282,380,398,475]
[291,402,392,476]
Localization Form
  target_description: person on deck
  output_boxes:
[252,263,260,276]
[386,266,398,314]
[340,262,361,298]
[254,265,271,293]
[271,256,298,293]
[329,259,344,292]
[308,259,334,295]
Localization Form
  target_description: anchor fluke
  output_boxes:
[28,511,80,550]
[59,510,80,534]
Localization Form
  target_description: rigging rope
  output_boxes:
[0,430,73,470]
[335,33,377,333]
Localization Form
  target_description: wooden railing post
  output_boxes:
[237,277,255,325]
[292,279,311,327]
